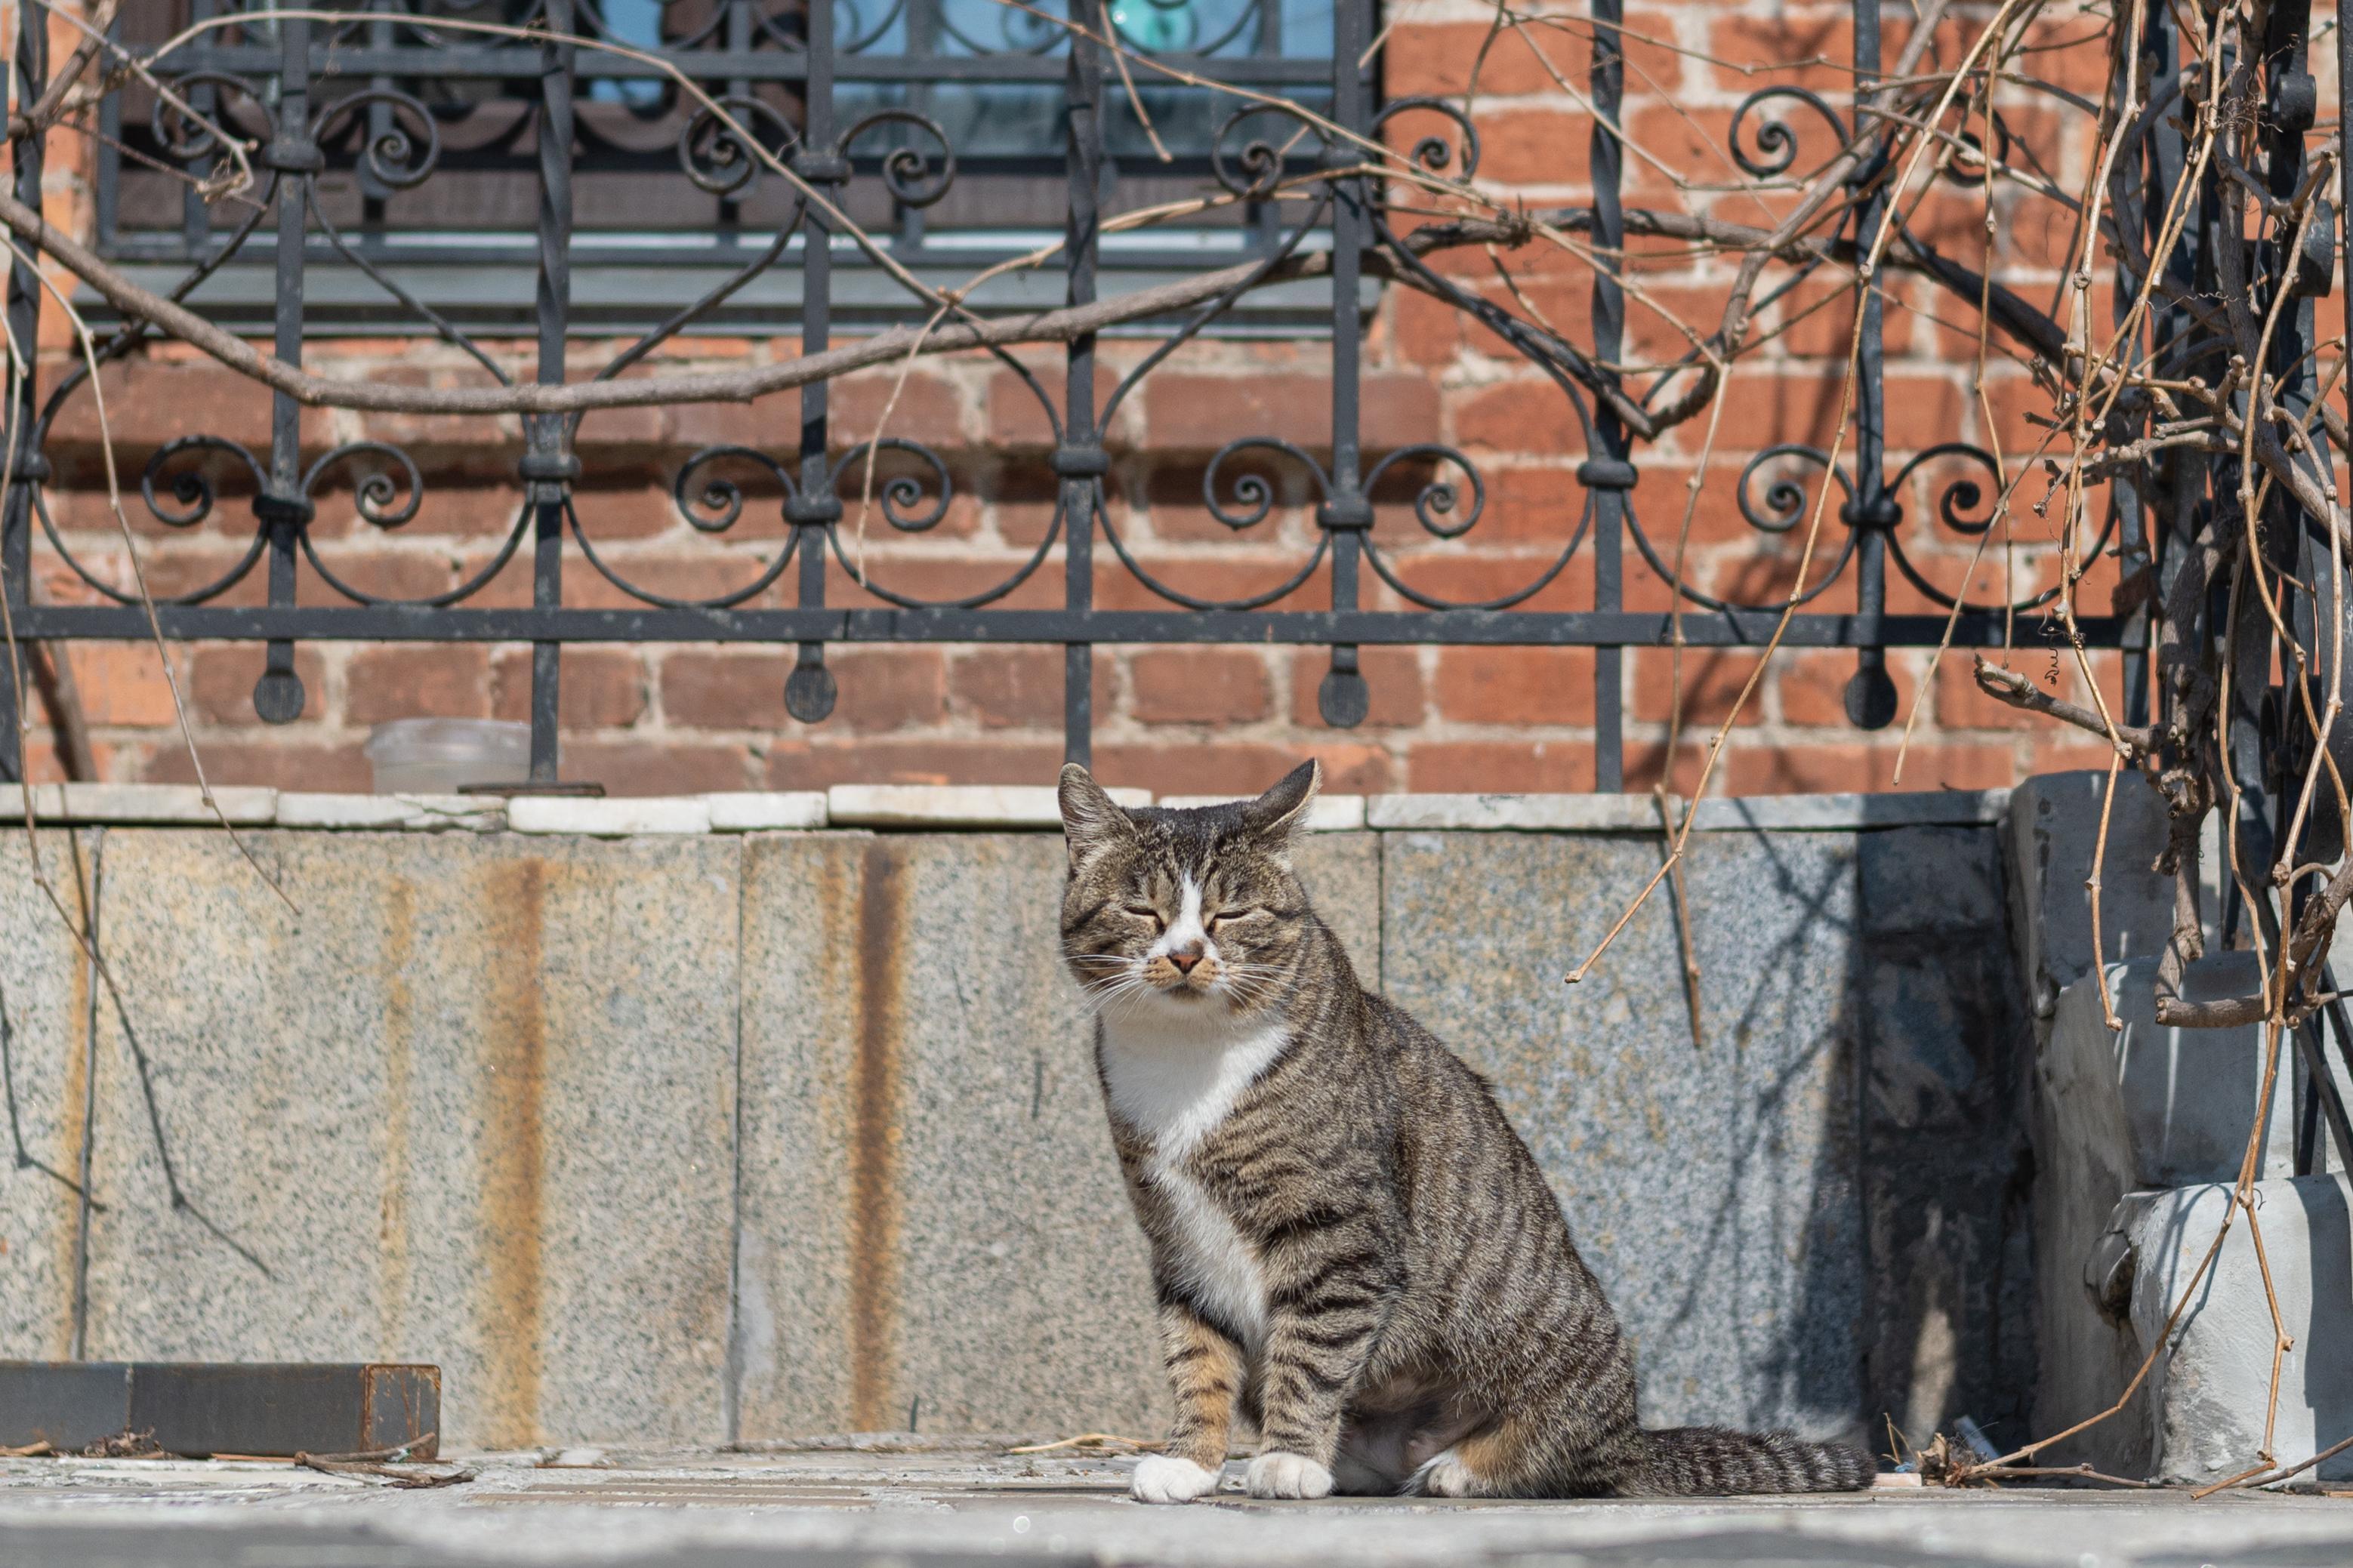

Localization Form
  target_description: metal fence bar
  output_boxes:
[1585,0,1628,790]
[253,12,312,728]
[786,0,842,729]
[1316,0,1371,730]
[526,0,578,782]
[1062,0,1106,768]
[1843,0,1895,732]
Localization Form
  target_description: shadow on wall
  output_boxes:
[1378,821,2034,1448]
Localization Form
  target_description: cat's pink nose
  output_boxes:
[1169,944,1204,974]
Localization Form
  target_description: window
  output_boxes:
[97,0,1347,335]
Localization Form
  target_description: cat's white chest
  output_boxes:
[1099,1012,1288,1349]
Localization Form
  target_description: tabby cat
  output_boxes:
[1057,759,1875,1502]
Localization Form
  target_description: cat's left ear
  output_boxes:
[1239,759,1321,846]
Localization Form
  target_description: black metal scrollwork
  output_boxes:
[1728,86,1849,178]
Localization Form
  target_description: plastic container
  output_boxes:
[363,719,535,795]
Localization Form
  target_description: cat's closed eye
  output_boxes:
[1208,908,1263,929]
[1124,904,1166,929]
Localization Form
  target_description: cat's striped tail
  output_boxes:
[1633,1425,1876,1495]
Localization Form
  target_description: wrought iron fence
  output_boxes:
[0,0,2138,788]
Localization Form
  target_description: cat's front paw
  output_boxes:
[1131,1454,1221,1504]
[1408,1449,1479,1498]
[1245,1450,1334,1500]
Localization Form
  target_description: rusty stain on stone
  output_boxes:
[480,858,547,1448]
[847,839,904,1433]
[49,874,94,1360]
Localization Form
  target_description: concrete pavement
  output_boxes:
[2,1443,2348,1568]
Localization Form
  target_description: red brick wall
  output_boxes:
[10,5,2269,796]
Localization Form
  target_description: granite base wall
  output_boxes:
[0,806,2030,1450]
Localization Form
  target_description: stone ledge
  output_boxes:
[275,793,507,833]
[0,783,2015,836]
[509,796,715,836]
[1155,795,1367,831]
[826,784,1148,829]
[1369,789,2009,833]
[705,792,828,832]
[0,782,278,826]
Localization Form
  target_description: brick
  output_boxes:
[1286,646,1426,729]
[1466,106,1595,187]
[824,371,970,451]
[1143,372,1440,457]
[1129,648,1272,725]
[552,550,788,612]
[1453,378,1584,455]
[1709,11,1855,94]
[764,738,1065,790]
[190,644,329,727]
[1432,647,1595,726]
[60,644,180,727]
[828,648,949,733]
[1630,649,1767,727]
[1093,742,1393,797]
[1623,284,1732,365]
[983,363,1132,453]
[1384,21,1564,100]
[1780,649,1919,729]
[491,647,647,729]
[948,646,1115,732]
[1390,290,1461,368]
[1376,548,1596,615]
[572,484,697,543]
[1722,741,2015,796]
[560,741,752,796]
[661,647,943,734]
[1405,739,1594,793]
[344,646,493,725]
[295,551,455,606]
[141,740,372,793]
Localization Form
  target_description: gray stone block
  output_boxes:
[60,830,740,1449]
[2123,1175,2353,1484]
[0,830,97,1363]
[2049,955,2292,1192]
[1858,824,2006,938]
[1377,829,1863,1435]
[2006,772,2174,1027]
[734,832,1162,1440]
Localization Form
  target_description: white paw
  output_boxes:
[1411,1449,1478,1498]
[1246,1450,1334,1500]
[1131,1453,1221,1504]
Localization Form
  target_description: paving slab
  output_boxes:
[2,1447,2349,1568]
[54,831,741,1449]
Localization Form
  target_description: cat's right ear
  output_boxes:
[1059,762,1136,867]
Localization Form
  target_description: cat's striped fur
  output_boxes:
[1057,760,1875,1502]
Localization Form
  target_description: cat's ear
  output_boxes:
[1059,762,1136,866]
[1240,759,1322,845]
